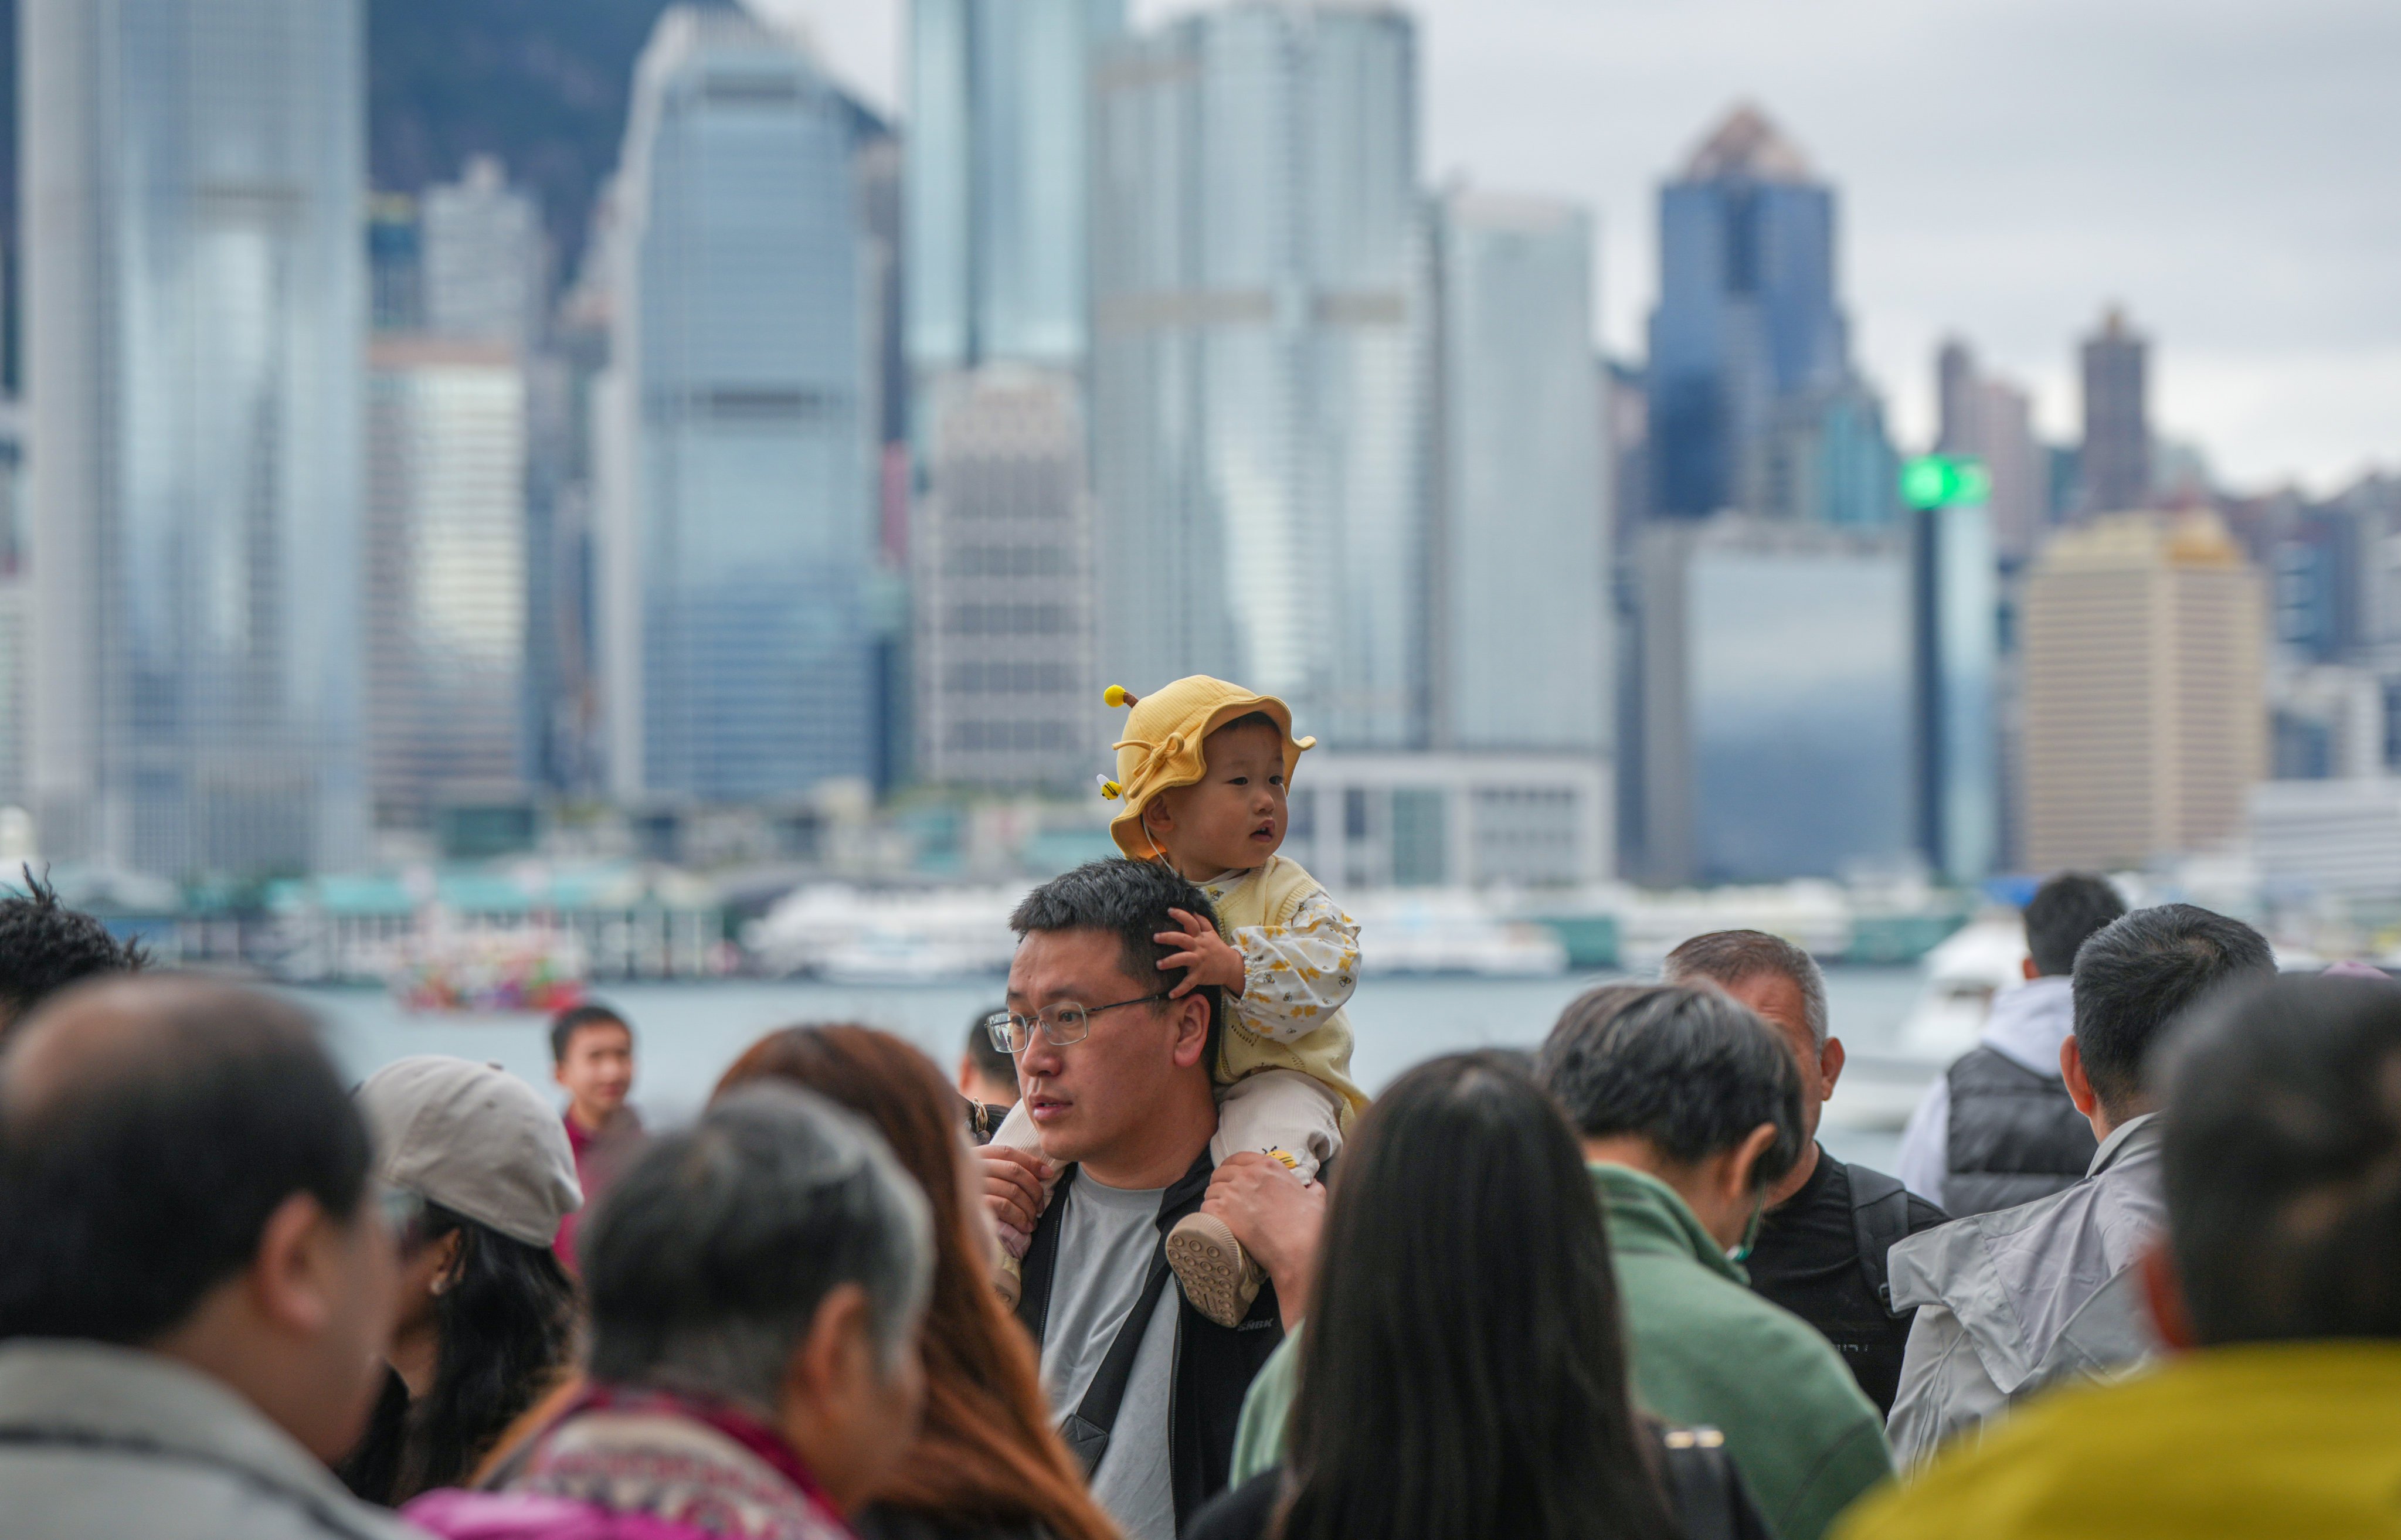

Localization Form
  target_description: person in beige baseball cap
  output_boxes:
[337,1056,582,1506]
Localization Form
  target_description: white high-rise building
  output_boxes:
[1090,2,1427,747]
[27,0,367,876]
[911,369,1095,789]
[365,338,528,831]
[1430,188,1609,753]
[422,154,548,351]
[597,6,879,804]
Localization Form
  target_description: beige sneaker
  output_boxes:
[1167,1211,1262,1328]
[995,1249,1023,1311]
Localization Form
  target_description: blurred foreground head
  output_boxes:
[0,869,145,1039]
[2161,974,2401,1345]
[0,977,392,1461]
[580,1082,935,1512]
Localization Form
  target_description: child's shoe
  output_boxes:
[995,1250,1023,1311]
[1166,1211,1260,1328]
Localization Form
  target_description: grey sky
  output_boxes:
[763,0,2399,493]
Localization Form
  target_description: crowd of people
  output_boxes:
[3,853,2399,1540]
[2,672,2400,1540]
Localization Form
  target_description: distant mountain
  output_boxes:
[369,0,736,277]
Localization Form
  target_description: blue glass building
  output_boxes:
[27,0,368,876]
[600,9,878,803]
[1647,107,1850,521]
[1913,502,1997,882]
[1089,3,1426,747]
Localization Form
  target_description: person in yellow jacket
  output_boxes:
[989,676,1366,1328]
[1835,970,2401,1540]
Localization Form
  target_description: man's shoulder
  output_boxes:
[0,1445,417,1540]
[1838,1157,1952,1233]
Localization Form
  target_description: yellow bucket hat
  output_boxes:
[1098,676,1316,859]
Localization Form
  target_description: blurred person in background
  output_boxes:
[406,1084,934,1540]
[0,869,145,1041]
[1842,971,2401,1539]
[0,978,413,1540]
[1663,932,1949,1416]
[719,1024,1119,1540]
[549,1000,642,1272]
[959,1006,1022,1110]
[1536,984,1891,1540]
[1896,874,2125,1215]
[1190,1052,1765,1540]
[1885,903,2274,1464]
[338,1056,581,1506]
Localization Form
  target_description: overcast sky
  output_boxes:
[758,0,2399,495]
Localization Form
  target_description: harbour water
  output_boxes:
[304,964,1934,1170]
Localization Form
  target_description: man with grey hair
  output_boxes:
[405,1083,935,1540]
[1663,930,1947,1415]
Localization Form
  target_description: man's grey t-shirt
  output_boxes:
[1039,1175,1179,1540]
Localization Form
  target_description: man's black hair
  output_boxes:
[964,1005,1016,1086]
[0,980,372,1342]
[549,1000,631,1065]
[2071,903,2274,1118]
[1008,858,1224,1064]
[2158,974,2401,1344]
[2024,872,2127,978]
[1534,983,1805,1194]
[0,868,145,1036]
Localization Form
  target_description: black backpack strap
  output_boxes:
[1057,1239,1177,1477]
[1847,1164,1913,1314]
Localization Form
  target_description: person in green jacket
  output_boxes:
[1228,983,1890,1540]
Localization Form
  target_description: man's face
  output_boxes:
[1718,971,1838,1143]
[556,1021,634,1123]
[1004,927,1208,1168]
[297,1201,402,1462]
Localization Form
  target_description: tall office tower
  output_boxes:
[1430,188,1608,751]
[1935,338,2045,561]
[907,0,1123,381]
[2020,511,2265,869]
[369,193,424,332]
[1913,501,1998,882]
[597,7,879,804]
[1629,516,1911,885]
[912,369,1095,788]
[364,338,528,833]
[1760,376,1897,529]
[1647,106,1849,521]
[1091,2,1426,746]
[2077,307,2151,516]
[0,403,23,809]
[422,155,549,350]
[28,0,366,877]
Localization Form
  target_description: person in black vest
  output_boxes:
[1895,873,2124,1216]
[1663,930,1947,1415]
[974,859,1308,1540]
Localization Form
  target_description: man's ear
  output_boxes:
[1169,993,1211,1070]
[1818,1036,1846,1097]
[2022,956,2042,983]
[2139,1240,2196,1351]
[1724,1122,1781,1207]
[248,1192,339,1337]
[2061,1036,2098,1116]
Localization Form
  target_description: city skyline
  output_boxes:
[777,0,2400,494]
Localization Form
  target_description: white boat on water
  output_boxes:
[1894,913,2032,1063]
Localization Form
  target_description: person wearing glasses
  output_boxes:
[977,857,1323,1540]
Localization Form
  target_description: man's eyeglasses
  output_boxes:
[985,994,1173,1054]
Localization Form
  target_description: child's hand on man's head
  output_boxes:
[1156,907,1248,997]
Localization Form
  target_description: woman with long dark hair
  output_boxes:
[341,1056,582,1505]
[716,1024,1120,1540]
[1189,1051,1766,1540]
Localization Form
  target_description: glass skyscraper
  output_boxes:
[906,0,1122,377]
[599,8,878,804]
[1091,2,1426,747]
[1647,106,1850,522]
[26,0,368,876]
[1431,189,1609,752]
[1913,501,1997,882]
